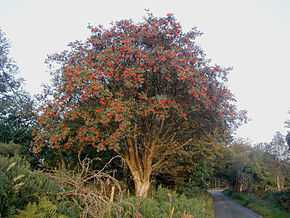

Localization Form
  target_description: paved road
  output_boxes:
[211,191,262,218]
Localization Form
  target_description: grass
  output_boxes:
[223,190,290,218]
[106,187,215,218]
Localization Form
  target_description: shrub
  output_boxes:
[274,190,290,212]
[14,197,67,218]
[231,193,252,206]
[0,155,61,217]
[0,143,21,157]
[0,156,31,216]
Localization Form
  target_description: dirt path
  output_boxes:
[211,191,262,218]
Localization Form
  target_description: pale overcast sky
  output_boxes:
[0,0,289,143]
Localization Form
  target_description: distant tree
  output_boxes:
[286,111,290,148]
[266,132,289,161]
[226,142,255,192]
[221,141,278,193]
[0,28,34,145]
[265,132,290,191]
[286,132,290,148]
[34,13,245,198]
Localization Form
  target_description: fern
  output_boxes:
[14,197,67,218]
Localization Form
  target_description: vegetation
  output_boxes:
[0,155,61,217]
[218,134,290,217]
[0,11,289,218]
[0,29,35,146]
[109,187,214,218]
[0,152,214,218]
[33,12,245,198]
[224,190,289,218]
[217,137,289,193]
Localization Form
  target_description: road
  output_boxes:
[211,191,262,218]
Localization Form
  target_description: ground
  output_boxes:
[211,191,262,218]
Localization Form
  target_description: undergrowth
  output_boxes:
[224,189,290,218]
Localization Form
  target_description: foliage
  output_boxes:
[273,190,290,212]
[285,112,290,148]
[220,134,290,217]
[45,157,214,218]
[14,197,67,218]
[0,145,214,218]
[0,143,21,156]
[178,160,213,195]
[224,190,290,218]
[107,187,214,218]
[0,28,35,146]
[264,131,290,161]
[286,132,290,147]
[0,155,60,217]
[216,138,290,193]
[34,12,245,197]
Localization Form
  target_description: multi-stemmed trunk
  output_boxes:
[124,138,154,198]
[123,126,192,198]
[125,160,152,198]
[134,176,151,198]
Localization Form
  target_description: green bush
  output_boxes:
[0,156,61,217]
[231,193,253,206]
[14,197,67,218]
[0,156,31,216]
[274,190,290,212]
[177,160,213,197]
[0,143,21,157]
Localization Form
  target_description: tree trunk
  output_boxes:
[125,160,151,198]
[134,178,151,198]
[276,175,281,192]
[124,137,154,198]
[234,180,243,192]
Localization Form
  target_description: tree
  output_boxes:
[264,132,290,191]
[286,111,290,148]
[0,28,34,145]
[220,140,279,193]
[266,131,289,161]
[286,132,290,148]
[33,13,245,198]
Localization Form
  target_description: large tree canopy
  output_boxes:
[33,13,246,197]
[0,28,34,145]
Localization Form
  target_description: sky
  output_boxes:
[0,0,289,143]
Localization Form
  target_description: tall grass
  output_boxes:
[105,187,214,218]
